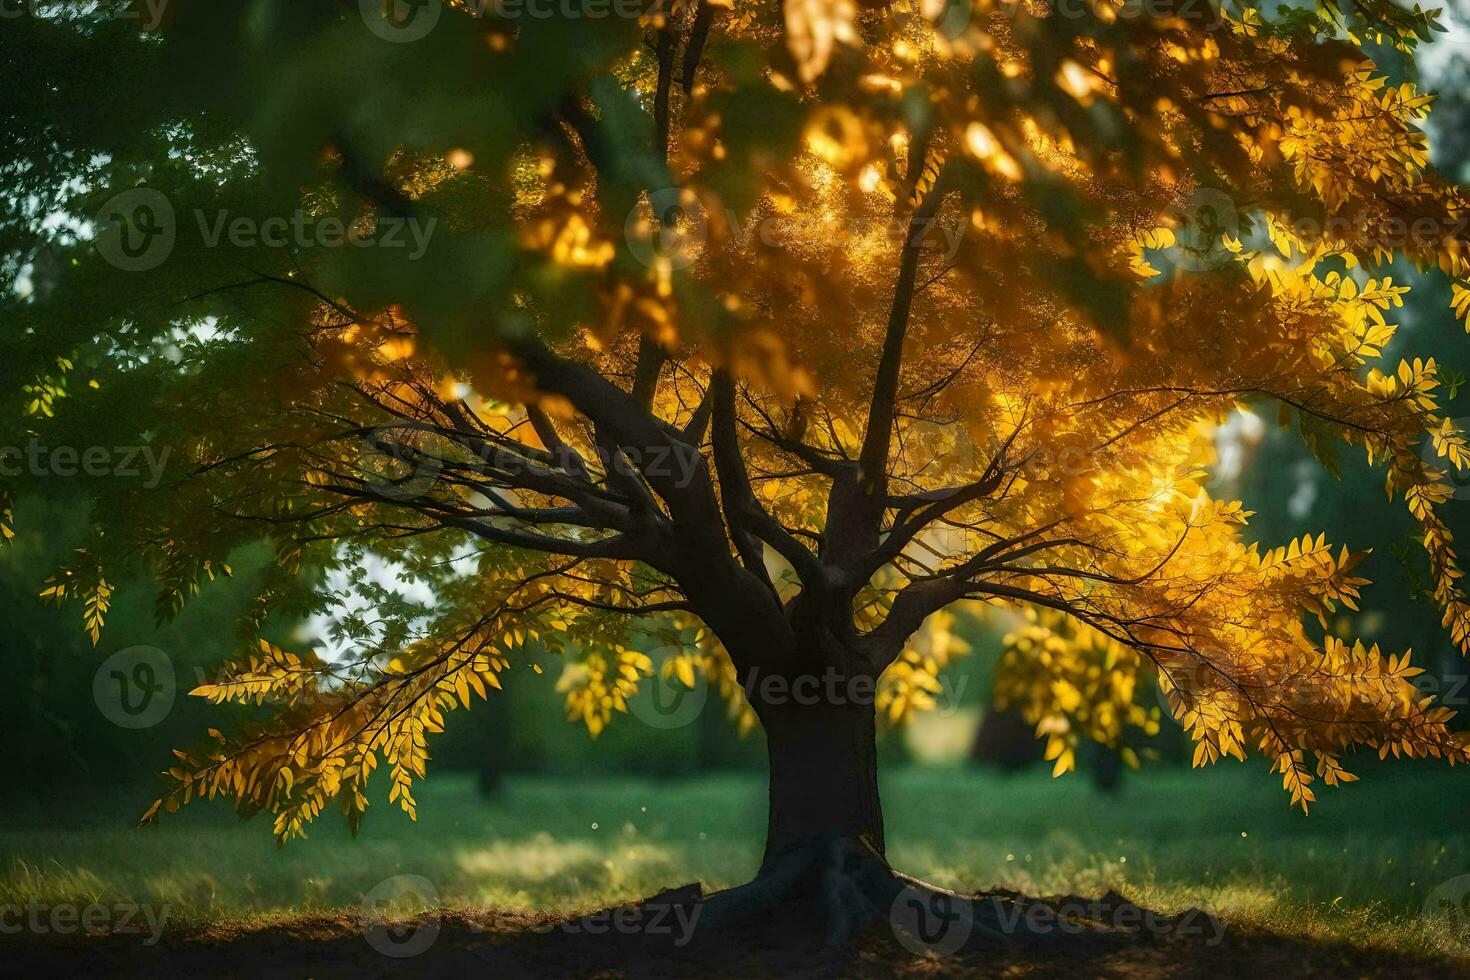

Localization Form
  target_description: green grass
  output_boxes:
[3,763,1469,960]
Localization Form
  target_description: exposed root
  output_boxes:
[563,836,1223,962]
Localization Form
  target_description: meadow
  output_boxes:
[3,762,1468,965]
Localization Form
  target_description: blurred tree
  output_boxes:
[1423,0,1470,182]
[0,495,271,802]
[5,0,1470,945]
[969,706,1042,771]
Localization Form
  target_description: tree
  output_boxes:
[5,0,1470,947]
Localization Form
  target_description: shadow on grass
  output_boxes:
[3,884,1467,980]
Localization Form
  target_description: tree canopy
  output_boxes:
[4,0,1470,843]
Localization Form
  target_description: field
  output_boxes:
[2,763,1469,975]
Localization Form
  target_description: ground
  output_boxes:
[2,765,1468,976]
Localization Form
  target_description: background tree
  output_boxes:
[4,0,1470,945]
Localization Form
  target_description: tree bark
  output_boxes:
[758,698,885,861]
[695,672,1130,953]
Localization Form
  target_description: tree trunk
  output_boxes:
[758,699,885,861]
[690,676,1122,952]
[476,682,514,796]
[689,696,896,947]
[970,706,1042,771]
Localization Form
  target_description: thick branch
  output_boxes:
[511,338,798,672]
[711,370,825,590]
[855,189,943,499]
[825,178,945,582]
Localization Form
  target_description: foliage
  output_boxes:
[3,0,1470,842]
[996,606,1160,777]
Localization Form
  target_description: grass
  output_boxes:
[3,763,1469,962]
